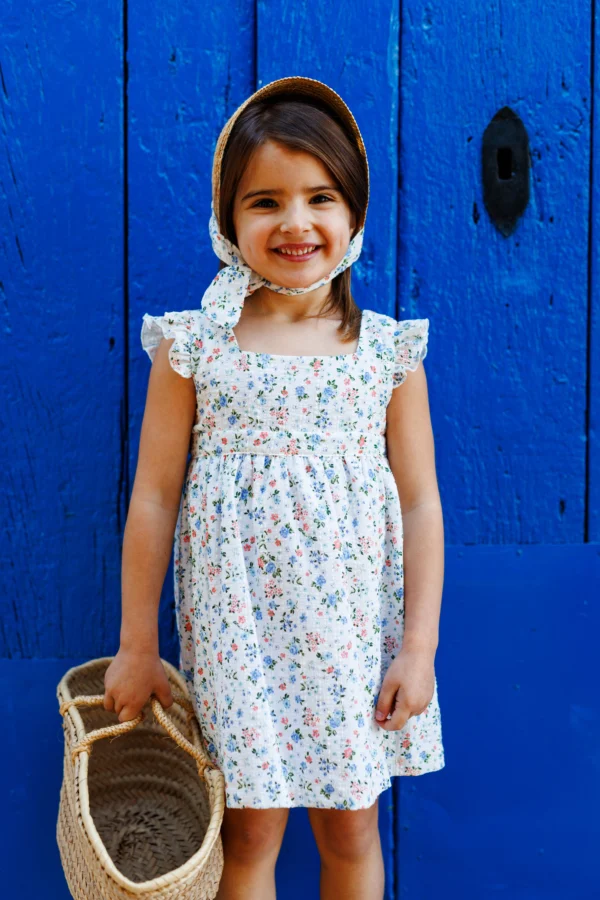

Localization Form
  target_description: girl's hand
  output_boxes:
[103,647,174,723]
[374,645,436,732]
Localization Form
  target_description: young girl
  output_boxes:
[104,76,445,900]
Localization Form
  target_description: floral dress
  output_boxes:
[140,299,445,810]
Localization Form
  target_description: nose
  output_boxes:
[279,198,312,235]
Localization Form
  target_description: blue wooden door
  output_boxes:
[1,1,599,897]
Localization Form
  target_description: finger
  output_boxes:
[156,685,174,708]
[381,702,410,732]
[103,692,115,712]
[118,705,139,723]
[375,678,398,722]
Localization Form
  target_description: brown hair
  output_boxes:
[217,94,368,344]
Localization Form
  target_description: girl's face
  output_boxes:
[232,140,356,288]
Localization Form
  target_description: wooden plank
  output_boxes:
[400,2,591,544]
[257,5,400,321]
[257,5,400,894]
[3,545,598,897]
[0,3,124,657]
[398,543,600,898]
[127,1,256,661]
[590,4,600,541]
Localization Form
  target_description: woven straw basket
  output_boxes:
[56,656,226,900]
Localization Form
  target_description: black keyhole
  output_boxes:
[482,106,530,236]
[497,147,513,180]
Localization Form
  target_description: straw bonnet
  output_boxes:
[211,75,370,233]
[200,75,370,331]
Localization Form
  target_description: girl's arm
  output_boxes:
[375,362,444,730]
[385,362,444,654]
[104,337,196,722]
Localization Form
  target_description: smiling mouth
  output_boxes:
[271,246,322,261]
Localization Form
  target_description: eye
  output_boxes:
[251,194,335,209]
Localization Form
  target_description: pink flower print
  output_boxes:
[258,557,265,569]
[293,502,308,523]
[383,635,399,653]
[270,406,289,427]
[281,717,289,725]
[306,632,326,653]
[242,727,259,748]
[217,651,222,663]
[343,747,353,759]
[189,506,196,515]
[303,709,320,727]
[358,535,375,552]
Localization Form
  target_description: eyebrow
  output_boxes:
[240,184,340,202]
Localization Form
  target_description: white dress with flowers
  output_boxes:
[141,298,445,810]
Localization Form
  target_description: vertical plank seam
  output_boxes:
[392,0,403,895]
[120,0,130,534]
[585,0,597,542]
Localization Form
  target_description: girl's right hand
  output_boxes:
[103,648,174,722]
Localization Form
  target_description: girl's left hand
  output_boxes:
[374,645,436,732]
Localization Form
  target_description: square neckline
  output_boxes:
[230,308,369,361]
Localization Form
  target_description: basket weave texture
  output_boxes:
[56,656,225,899]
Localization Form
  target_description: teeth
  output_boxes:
[277,246,316,256]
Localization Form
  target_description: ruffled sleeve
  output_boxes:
[392,318,429,387]
[140,310,197,379]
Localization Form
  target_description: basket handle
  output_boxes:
[59,688,220,776]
